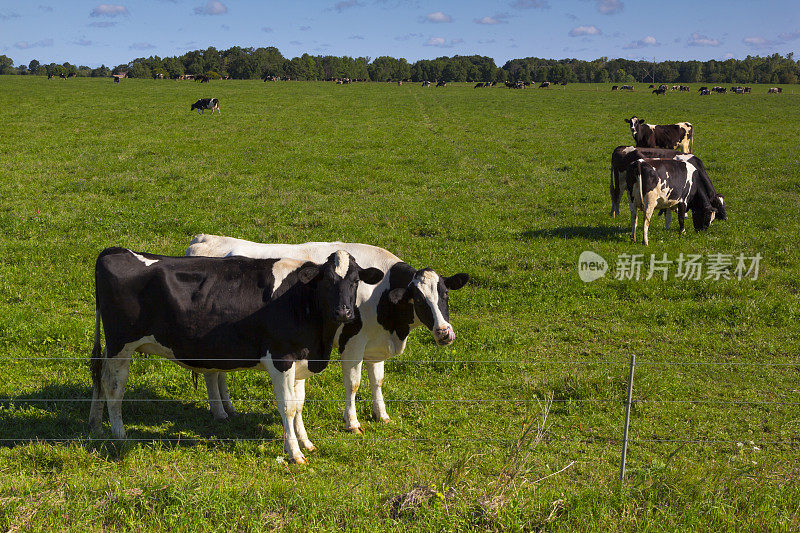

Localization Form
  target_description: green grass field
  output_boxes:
[1,76,799,531]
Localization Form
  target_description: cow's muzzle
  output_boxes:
[434,326,455,346]
[334,306,355,323]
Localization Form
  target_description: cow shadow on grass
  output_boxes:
[0,382,282,455]
[521,225,627,241]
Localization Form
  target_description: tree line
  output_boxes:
[1,47,797,84]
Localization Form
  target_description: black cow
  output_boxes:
[539,81,550,88]
[625,116,693,152]
[653,87,667,95]
[436,80,447,87]
[609,147,726,225]
[612,85,619,91]
[625,157,725,245]
[89,248,383,464]
[700,88,710,95]
[191,98,220,115]
[113,76,120,83]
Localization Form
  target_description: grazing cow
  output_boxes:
[612,85,619,91]
[422,80,431,87]
[744,87,751,93]
[648,84,655,89]
[625,116,693,153]
[560,82,568,86]
[436,80,447,87]
[625,157,724,245]
[474,82,484,88]
[539,81,550,88]
[113,76,120,83]
[698,86,708,92]
[653,87,667,95]
[195,75,210,83]
[680,85,690,92]
[89,248,384,464]
[700,88,710,95]
[609,147,726,224]
[620,85,634,91]
[768,87,782,94]
[191,98,220,115]
[185,236,469,434]
[59,73,66,80]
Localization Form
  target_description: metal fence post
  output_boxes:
[620,353,636,481]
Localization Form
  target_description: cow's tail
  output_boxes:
[637,159,645,208]
[91,304,103,391]
[688,122,693,153]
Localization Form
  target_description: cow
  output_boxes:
[625,116,693,153]
[612,85,619,91]
[609,147,726,224]
[422,81,431,87]
[653,87,667,95]
[113,76,120,83]
[648,84,654,89]
[436,80,447,87]
[768,87,783,94]
[620,85,634,91]
[89,248,384,464]
[700,88,710,95]
[680,85,690,92]
[539,81,550,88]
[625,157,724,245]
[744,87,751,93]
[474,82,484,88]
[185,236,469,434]
[191,98,220,115]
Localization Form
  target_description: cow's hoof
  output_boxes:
[288,456,308,465]
[303,443,317,452]
[379,416,391,424]
[345,426,364,435]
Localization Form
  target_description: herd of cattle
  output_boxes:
[613,116,727,245]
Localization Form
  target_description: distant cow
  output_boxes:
[474,82,484,88]
[768,87,782,94]
[422,80,431,87]
[89,248,384,464]
[620,85,634,91]
[436,80,447,87]
[700,88,710,95]
[196,75,210,83]
[191,98,220,114]
[625,157,724,245]
[612,85,619,91]
[653,87,667,95]
[113,76,120,83]
[539,81,550,88]
[625,116,693,153]
[744,87,751,93]
[609,147,726,225]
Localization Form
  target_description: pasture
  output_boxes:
[1,76,799,531]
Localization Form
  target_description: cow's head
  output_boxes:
[691,204,717,231]
[389,269,469,345]
[625,116,642,139]
[299,251,384,324]
[712,195,727,221]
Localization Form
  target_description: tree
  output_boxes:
[0,55,14,75]
[28,59,40,75]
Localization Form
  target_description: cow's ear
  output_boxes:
[297,265,321,284]
[359,267,384,285]
[388,288,411,304]
[443,273,469,290]
[624,118,631,123]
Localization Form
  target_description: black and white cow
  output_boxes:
[185,236,469,434]
[625,157,724,245]
[89,247,383,464]
[625,116,693,153]
[190,98,220,114]
[610,146,726,225]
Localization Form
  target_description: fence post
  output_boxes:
[620,353,636,481]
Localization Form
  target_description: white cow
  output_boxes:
[185,235,469,433]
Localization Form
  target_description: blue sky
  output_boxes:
[1,1,798,68]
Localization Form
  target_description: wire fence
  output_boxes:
[1,354,799,477]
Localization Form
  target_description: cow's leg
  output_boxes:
[217,372,237,417]
[265,358,305,464]
[366,361,391,423]
[340,336,369,433]
[610,168,620,217]
[677,204,687,235]
[341,358,364,434]
[102,355,132,440]
[292,379,315,451]
[204,372,228,420]
[664,209,672,230]
[629,196,638,243]
[642,193,659,246]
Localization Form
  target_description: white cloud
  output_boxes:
[779,29,800,41]
[395,32,423,41]
[474,14,508,25]
[743,36,775,49]
[723,53,734,59]
[423,36,463,47]
[687,32,720,47]
[623,35,658,49]
[569,25,601,37]
[426,11,452,23]
[596,0,623,14]
[299,25,311,31]
[38,5,54,12]
[0,12,20,20]
[90,4,129,17]
[14,39,54,49]
[262,26,273,33]
[89,21,117,27]
[512,0,549,8]
[74,38,92,46]
[193,1,227,16]
[130,42,156,50]
[349,35,365,39]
